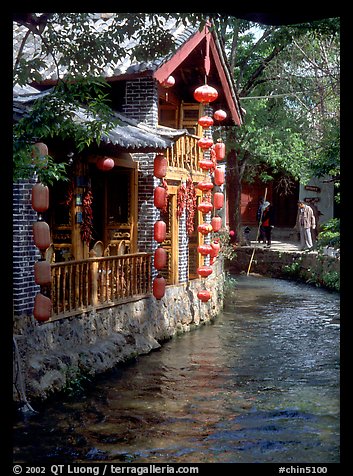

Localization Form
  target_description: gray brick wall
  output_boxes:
[13,179,41,316]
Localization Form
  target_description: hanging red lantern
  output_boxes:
[198,137,214,150]
[154,186,167,209]
[196,180,213,192]
[197,244,213,256]
[197,289,212,302]
[34,260,51,286]
[213,109,227,121]
[214,139,226,161]
[198,115,214,128]
[198,159,215,171]
[154,154,167,178]
[33,292,52,322]
[214,192,224,210]
[197,265,213,278]
[31,183,49,213]
[214,167,225,186]
[210,240,220,258]
[96,157,114,171]
[154,220,166,243]
[211,215,222,232]
[31,142,48,159]
[161,75,175,88]
[197,223,213,235]
[154,247,167,270]
[197,201,213,214]
[194,84,218,103]
[33,220,51,251]
[153,275,166,300]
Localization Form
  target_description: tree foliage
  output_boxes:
[13,13,207,182]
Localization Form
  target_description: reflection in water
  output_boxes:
[13,275,340,463]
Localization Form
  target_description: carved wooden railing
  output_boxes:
[51,253,152,319]
[165,135,201,172]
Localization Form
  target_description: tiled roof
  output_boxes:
[13,84,188,150]
[13,15,199,82]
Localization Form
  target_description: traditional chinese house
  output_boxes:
[13,16,243,401]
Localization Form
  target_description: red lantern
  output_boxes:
[197,289,212,302]
[214,192,224,210]
[154,186,167,209]
[214,167,225,186]
[31,142,48,159]
[198,116,214,128]
[154,247,167,270]
[32,183,49,213]
[213,109,227,121]
[33,292,52,322]
[197,265,213,278]
[194,84,218,103]
[197,244,213,256]
[211,240,220,257]
[154,154,167,178]
[198,137,214,150]
[153,275,166,300]
[34,260,51,286]
[196,180,213,192]
[33,221,51,251]
[97,157,114,171]
[214,139,226,161]
[154,220,166,243]
[197,223,213,235]
[198,159,215,171]
[211,215,222,232]
[161,75,175,88]
[197,201,213,214]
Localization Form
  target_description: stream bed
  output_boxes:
[13,275,340,463]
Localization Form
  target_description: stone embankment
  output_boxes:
[13,261,224,404]
[227,241,340,290]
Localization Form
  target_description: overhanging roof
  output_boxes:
[13,84,188,151]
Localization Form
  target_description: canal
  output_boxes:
[13,275,340,464]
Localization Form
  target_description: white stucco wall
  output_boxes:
[299,176,334,227]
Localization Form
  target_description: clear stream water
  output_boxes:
[13,275,340,464]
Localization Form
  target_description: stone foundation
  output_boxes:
[13,261,224,403]
[227,246,340,287]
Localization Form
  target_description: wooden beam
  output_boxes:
[209,37,242,126]
[153,26,208,83]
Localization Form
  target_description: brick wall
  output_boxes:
[123,77,158,127]
[13,179,41,316]
[178,208,189,283]
[123,78,161,260]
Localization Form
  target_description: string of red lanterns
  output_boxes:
[152,154,168,300]
[193,80,227,303]
[31,143,52,322]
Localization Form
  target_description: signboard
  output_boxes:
[304,185,321,193]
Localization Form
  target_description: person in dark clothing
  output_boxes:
[260,201,274,247]
[256,197,266,243]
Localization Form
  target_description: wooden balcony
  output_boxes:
[165,134,203,177]
[50,253,152,320]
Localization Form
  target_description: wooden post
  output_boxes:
[90,259,98,306]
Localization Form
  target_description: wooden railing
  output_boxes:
[51,253,152,319]
[165,135,201,172]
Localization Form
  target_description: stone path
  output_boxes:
[241,240,318,254]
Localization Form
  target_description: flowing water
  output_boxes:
[13,275,340,464]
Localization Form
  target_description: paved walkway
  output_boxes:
[240,240,318,253]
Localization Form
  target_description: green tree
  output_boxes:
[210,16,340,240]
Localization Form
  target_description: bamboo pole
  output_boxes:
[246,187,267,276]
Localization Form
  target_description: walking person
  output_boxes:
[296,200,316,250]
[260,201,274,248]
